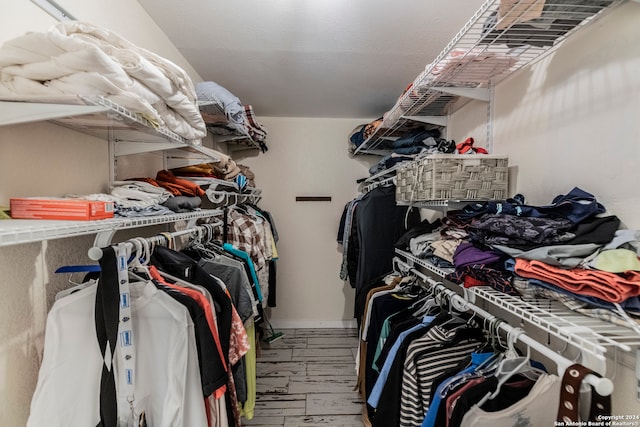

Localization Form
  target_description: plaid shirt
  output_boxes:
[218,208,270,272]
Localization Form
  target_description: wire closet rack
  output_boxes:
[354,0,623,155]
[395,248,640,378]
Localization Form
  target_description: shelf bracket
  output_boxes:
[0,101,108,126]
[356,149,393,156]
[401,115,448,127]
[185,217,199,229]
[432,87,490,102]
[115,141,187,156]
[93,229,117,250]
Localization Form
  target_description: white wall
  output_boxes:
[235,117,373,328]
[492,3,640,228]
[451,3,640,228]
[450,2,640,415]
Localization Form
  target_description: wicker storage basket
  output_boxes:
[396,154,508,202]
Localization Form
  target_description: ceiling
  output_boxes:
[138,0,485,118]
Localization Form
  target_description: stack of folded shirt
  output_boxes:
[514,258,640,303]
[128,171,205,213]
[132,170,205,197]
[70,181,179,217]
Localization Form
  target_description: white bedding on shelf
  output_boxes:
[0,21,206,141]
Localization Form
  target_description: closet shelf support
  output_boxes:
[92,229,117,255]
[431,86,490,102]
[401,115,448,127]
[115,141,186,156]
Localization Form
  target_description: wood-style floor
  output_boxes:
[243,328,365,427]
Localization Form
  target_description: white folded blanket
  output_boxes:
[0,21,206,141]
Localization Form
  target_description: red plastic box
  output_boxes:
[10,198,115,220]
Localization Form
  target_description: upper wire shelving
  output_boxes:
[354,0,623,155]
[0,209,222,248]
[1,95,187,144]
[0,96,226,247]
[0,94,223,176]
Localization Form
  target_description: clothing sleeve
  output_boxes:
[27,290,103,427]
[338,202,350,243]
[175,320,209,426]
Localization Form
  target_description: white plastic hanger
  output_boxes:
[55,277,97,300]
[476,327,545,407]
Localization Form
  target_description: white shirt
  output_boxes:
[27,281,207,427]
[459,373,561,427]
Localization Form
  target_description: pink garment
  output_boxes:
[446,377,487,427]
[228,304,250,365]
[514,259,640,303]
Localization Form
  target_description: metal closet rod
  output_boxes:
[393,258,614,397]
[87,222,220,261]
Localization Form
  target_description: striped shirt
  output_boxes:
[400,325,484,427]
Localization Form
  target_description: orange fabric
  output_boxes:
[171,163,216,176]
[514,258,640,303]
[156,169,206,197]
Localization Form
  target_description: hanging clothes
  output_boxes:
[341,185,420,322]
[458,374,561,427]
[215,205,278,306]
[28,247,208,427]
[150,245,242,427]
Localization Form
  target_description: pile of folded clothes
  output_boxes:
[170,158,257,189]
[67,174,204,217]
[196,81,268,152]
[394,187,640,328]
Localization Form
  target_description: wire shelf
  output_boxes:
[0,210,222,248]
[395,249,640,358]
[355,0,623,154]
[80,96,190,144]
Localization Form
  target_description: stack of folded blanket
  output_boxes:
[0,21,206,141]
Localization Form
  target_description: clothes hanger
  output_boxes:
[53,264,102,300]
[188,227,223,261]
[152,267,208,296]
[128,237,151,282]
[55,275,98,300]
[409,292,437,317]
[476,328,545,407]
[437,319,506,397]
[438,350,503,399]
[433,289,470,330]
[482,317,507,354]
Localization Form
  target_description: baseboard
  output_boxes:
[268,319,358,329]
